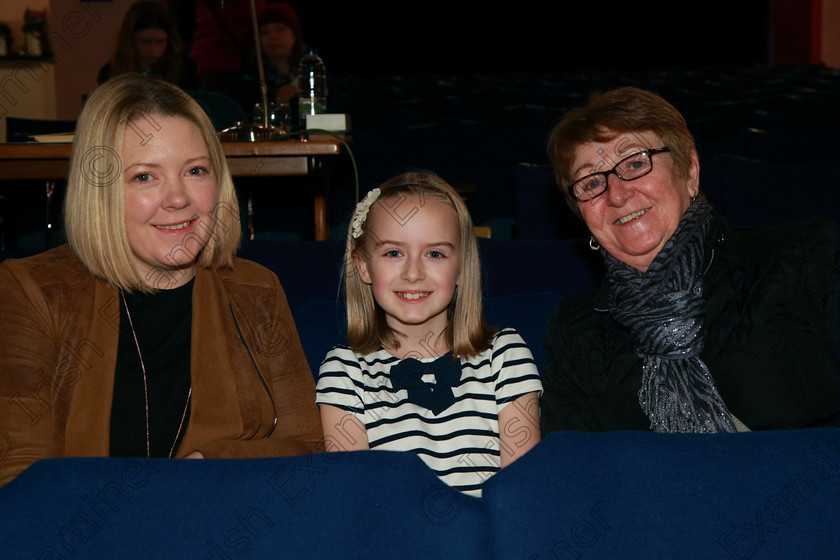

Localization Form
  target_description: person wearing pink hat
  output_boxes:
[238,2,306,112]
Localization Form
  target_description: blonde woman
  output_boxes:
[0,74,323,487]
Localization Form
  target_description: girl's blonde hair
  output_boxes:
[64,73,241,293]
[344,170,495,357]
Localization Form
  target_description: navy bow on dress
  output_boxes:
[389,352,462,415]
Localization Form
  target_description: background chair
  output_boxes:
[514,162,590,240]
[186,89,249,130]
[239,237,600,374]
[740,127,840,161]
[701,154,840,226]
[484,428,840,560]
[293,291,564,377]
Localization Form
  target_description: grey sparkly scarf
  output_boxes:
[603,202,736,433]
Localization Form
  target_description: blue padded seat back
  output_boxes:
[0,451,489,559]
[704,155,840,226]
[238,238,602,313]
[484,291,562,373]
[295,292,563,377]
[482,428,840,560]
[295,298,347,373]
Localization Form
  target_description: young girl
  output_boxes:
[316,170,542,497]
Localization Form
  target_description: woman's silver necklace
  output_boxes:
[120,291,191,458]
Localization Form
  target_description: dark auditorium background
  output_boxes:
[1,0,835,122]
[298,1,776,75]
[0,0,838,244]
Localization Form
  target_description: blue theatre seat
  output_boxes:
[294,291,564,377]
[0,451,489,559]
[702,155,840,226]
[482,428,840,560]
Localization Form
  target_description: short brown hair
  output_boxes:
[344,170,496,357]
[547,86,699,217]
[64,73,241,292]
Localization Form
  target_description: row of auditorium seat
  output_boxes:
[2,428,839,559]
[3,64,840,243]
[514,155,840,239]
[334,64,840,232]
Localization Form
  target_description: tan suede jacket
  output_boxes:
[0,244,324,487]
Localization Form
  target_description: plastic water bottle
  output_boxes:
[297,48,327,127]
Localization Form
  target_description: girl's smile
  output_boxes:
[396,291,431,301]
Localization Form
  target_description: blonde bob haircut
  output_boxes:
[548,86,703,218]
[344,170,496,358]
[64,73,241,293]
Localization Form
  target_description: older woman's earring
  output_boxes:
[589,237,601,251]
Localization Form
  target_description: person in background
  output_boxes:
[237,2,304,113]
[98,0,197,88]
[0,73,324,488]
[540,86,840,435]
[190,0,266,99]
[316,170,542,497]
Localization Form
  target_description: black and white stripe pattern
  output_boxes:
[316,328,542,496]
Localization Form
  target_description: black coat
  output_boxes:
[541,212,840,433]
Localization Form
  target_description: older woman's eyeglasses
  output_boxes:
[568,147,671,202]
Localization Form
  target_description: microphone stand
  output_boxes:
[248,0,270,130]
[220,0,284,141]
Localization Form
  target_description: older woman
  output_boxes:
[0,74,323,487]
[541,87,840,434]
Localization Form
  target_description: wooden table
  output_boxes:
[0,136,343,241]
